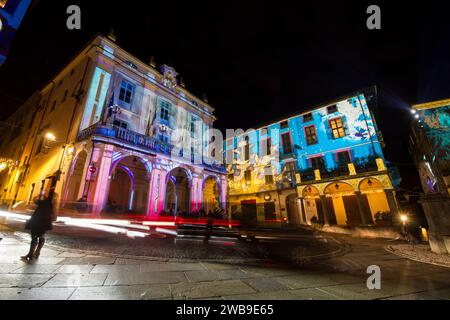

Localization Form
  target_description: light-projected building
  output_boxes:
[410,99,450,254]
[0,0,32,66]
[225,88,400,227]
[0,35,227,219]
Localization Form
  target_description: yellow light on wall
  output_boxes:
[45,132,56,141]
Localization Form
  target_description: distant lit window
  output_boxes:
[327,105,338,114]
[118,80,134,105]
[281,133,293,154]
[329,117,346,139]
[305,125,318,145]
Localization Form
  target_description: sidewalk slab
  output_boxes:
[0,287,75,300]
[69,284,172,300]
[54,265,95,274]
[104,271,186,286]
[171,280,256,299]
[43,273,108,287]
[0,274,54,288]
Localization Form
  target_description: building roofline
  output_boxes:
[40,34,215,116]
[231,86,378,134]
[412,98,450,110]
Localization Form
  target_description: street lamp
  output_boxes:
[45,132,56,142]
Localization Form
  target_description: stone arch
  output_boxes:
[323,181,359,226]
[164,167,192,214]
[358,177,391,219]
[203,174,222,213]
[64,150,88,202]
[104,155,151,215]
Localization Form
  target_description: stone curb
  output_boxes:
[385,245,450,269]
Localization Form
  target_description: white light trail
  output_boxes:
[155,227,178,236]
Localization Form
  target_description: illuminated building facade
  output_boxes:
[0,35,227,218]
[410,99,450,254]
[226,88,400,227]
[0,0,32,66]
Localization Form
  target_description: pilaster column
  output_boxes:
[355,191,373,225]
[147,168,168,216]
[190,175,203,212]
[220,175,228,213]
[299,197,307,224]
[319,195,330,226]
[91,144,114,215]
[384,189,398,216]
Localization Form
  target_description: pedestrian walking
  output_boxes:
[21,196,55,262]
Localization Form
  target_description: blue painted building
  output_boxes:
[226,87,400,227]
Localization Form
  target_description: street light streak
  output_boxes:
[143,221,176,227]
[12,201,24,209]
[155,227,178,236]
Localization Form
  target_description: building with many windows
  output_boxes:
[225,88,400,227]
[410,99,450,254]
[0,35,227,218]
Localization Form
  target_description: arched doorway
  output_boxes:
[65,151,87,202]
[359,178,390,220]
[165,167,191,215]
[203,176,221,214]
[324,182,358,226]
[105,156,150,215]
[286,194,300,225]
[302,186,321,225]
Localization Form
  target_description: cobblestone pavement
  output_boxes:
[386,244,450,268]
[1,223,450,300]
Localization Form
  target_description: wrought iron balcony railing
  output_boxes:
[77,123,227,174]
[77,123,173,155]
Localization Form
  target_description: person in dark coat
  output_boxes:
[22,197,55,261]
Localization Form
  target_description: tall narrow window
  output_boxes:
[329,117,346,139]
[160,100,171,121]
[244,170,252,182]
[244,136,250,161]
[305,125,318,145]
[119,80,134,106]
[281,133,292,154]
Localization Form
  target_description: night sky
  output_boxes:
[1,1,449,189]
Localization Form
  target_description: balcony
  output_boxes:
[77,123,173,155]
[77,123,227,174]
